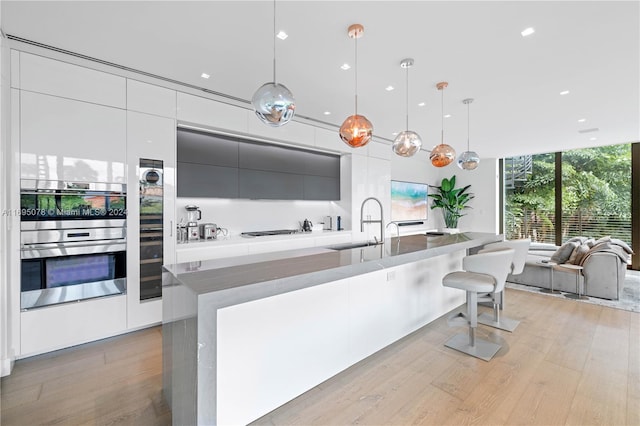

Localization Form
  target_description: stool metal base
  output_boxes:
[565,293,589,300]
[444,333,502,362]
[539,288,561,294]
[477,312,520,332]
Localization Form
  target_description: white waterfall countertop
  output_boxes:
[164,232,502,304]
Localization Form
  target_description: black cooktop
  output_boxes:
[240,229,300,237]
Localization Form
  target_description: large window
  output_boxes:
[505,144,632,248]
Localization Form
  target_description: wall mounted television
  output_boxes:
[390,180,428,224]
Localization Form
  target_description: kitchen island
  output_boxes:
[162,232,501,425]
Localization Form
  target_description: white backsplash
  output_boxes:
[176,198,349,236]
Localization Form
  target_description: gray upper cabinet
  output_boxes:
[177,128,340,200]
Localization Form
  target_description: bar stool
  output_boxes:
[442,248,515,361]
[477,239,531,332]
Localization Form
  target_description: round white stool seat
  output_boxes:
[443,271,496,293]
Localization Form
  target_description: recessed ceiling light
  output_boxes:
[323,111,331,115]
[521,27,535,37]
[444,114,451,118]
[560,90,570,95]
[418,102,426,107]
[340,63,351,70]
[201,73,210,79]
[590,137,597,141]
[578,118,586,123]
[385,86,394,91]
[276,31,288,40]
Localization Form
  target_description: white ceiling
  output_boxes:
[2,1,639,159]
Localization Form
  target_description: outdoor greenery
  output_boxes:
[505,144,631,243]
[428,175,474,229]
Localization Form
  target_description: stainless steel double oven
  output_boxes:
[20,179,127,310]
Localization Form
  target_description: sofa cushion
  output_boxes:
[550,241,580,264]
[567,243,590,265]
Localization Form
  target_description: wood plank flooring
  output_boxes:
[1,288,638,425]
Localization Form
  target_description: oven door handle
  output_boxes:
[21,240,126,259]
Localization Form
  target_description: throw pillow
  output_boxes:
[595,236,611,244]
[567,236,588,244]
[611,238,634,254]
[568,243,590,265]
[585,238,596,248]
[550,241,580,264]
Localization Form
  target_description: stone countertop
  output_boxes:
[164,232,502,307]
[175,229,351,250]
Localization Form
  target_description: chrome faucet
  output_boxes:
[386,221,400,238]
[360,197,384,244]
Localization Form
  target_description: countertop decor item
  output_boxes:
[430,81,456,167]
[457,98,480,170]
[251,0,296,127]
[392,58,422,157]
[339,23,373,148]
[428,175,474,229]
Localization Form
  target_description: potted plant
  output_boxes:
[428,175,474,232]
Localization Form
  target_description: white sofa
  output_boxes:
[507,239,630,300]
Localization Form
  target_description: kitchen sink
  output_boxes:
[328,241,380,251]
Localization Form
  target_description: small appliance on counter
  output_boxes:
[300,219,313,232]
[322,216,333,231]
[185,205,201,241]
[199,223,218,240]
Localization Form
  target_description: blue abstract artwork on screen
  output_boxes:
[390,180,428,222]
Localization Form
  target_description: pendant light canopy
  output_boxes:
[392,58,422,157]
[251,0,295,127]
[457,98,480,170]
[339,24,373,148]
[429,81,456,167]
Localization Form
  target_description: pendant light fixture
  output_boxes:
[430,81,456,167]
[457,98,480,170]
[392,58,422,157]
[251,0,295,127]
[339,24,373,148]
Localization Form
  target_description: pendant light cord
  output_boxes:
[354,35,358,115]
[467,101,471,151]
[440,86,444,144]
[272,0,277,83]
[405,65,409,130]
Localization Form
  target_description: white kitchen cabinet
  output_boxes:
[20,91,126,183]
[368,139,392,160]
[127,79,176,118]
[18,52,126,108]
[314,127,345,153]
[126,111,176,329]
[177,92,249,134]
[20,295,127,357]
[176,243,250,264]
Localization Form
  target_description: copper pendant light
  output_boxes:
[430,81,456,167]
[457,98,480,170]
[339,24,373,148]
[392,58,422,157]
[251,0,296,127]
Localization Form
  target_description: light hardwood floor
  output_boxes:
[2,288,638,425]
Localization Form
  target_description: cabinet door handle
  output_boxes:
[170,220,173,237]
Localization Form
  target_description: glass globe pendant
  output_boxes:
[430,81,456,167]
[251,0,295,127]
[457,98,480,170]
[252,82,295,127]
[339,114,373,148]
[392,58,422,157]
[340,24,373,148]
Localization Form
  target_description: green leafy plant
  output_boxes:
[428,175,475,229]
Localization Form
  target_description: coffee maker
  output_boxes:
[185,205,201,241]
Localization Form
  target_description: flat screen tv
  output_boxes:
[390,180,428,223]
